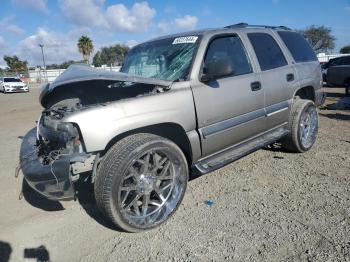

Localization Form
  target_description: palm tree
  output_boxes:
[77,35,94,64]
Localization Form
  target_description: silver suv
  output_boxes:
[20,23,324,232]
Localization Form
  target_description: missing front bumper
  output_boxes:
[19,128,75,201]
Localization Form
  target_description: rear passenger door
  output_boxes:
[247,32,296,131]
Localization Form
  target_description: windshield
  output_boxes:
[4,78,22,82]
[121,36,200,81]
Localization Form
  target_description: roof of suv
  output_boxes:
[145,23,293,43]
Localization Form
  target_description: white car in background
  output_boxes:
[0,77,29,93]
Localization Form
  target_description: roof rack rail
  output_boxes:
[225,23,291,30]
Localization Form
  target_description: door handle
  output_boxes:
[250,81,261,91]
[286,73,294,82]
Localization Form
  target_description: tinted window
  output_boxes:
[278,31,317,63]
[4,78,22,82]
[329,56,350,66]
[248,33,287,71]
[329,58,339,66]
[204,36,252,77]
[337,56,350,65]
[342,56,350,65]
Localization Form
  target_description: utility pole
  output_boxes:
[39,44,47,82]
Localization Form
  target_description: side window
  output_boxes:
[338,57,350,65]
[343,57,350,65]
[248,33,287,71]
[336,58,345,65]
[204,36,252,77]
[278,31,317,63]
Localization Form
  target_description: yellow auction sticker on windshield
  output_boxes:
[172,36,198,44]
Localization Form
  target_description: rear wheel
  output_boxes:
[94,133,188,232]
[282,99,318,153]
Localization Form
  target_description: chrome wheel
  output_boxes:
[118,148,186,228]
[299,105,318,149]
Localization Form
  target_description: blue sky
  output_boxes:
[0,0,349,67]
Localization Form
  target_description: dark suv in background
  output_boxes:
[322,55,350,95]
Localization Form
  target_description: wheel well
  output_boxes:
[103,123,193,165]
[294,86,315,102]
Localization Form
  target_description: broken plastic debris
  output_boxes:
[205,199,215,206]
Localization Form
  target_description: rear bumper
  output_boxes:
[20,128,75,201]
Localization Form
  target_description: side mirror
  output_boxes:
[201,58,234,82]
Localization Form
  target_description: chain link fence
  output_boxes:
[1,65,122,86]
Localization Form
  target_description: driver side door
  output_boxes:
[190,34,266,156]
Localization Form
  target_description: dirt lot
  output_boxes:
[0,87,349,262]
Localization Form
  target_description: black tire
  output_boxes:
[281,99,318,153]
[94,133,188,232]
[345,84,350,96]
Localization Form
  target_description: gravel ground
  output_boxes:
[0,88,349,262]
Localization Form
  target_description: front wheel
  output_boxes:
[282,99,318,153]
[94,133,188,232]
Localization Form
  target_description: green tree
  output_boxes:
[93,44,129,67]
[77,35,94,64]
[3,55,28,72]
[46,60,85,69]
[299,25,336,53]
[340,45,350,54]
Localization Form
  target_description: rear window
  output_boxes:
[278,31,317,63]
[248,33,287,71]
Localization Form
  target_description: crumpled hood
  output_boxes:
[48,64,171,90]
[40,64,172,108]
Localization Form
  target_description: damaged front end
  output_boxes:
[20,109,95,200]
[20,65,172,201]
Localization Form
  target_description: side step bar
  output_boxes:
[194,126,289,174]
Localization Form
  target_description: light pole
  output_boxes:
[39,44,47,82]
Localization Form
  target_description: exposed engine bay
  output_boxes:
[40,80,167,109]
[20,65,173,200]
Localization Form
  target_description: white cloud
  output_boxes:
[158,15,199,34]
[17,27,84,66]
[106,2,156,33]
[175,15,198,30]
[59,1,156,33]
[59,0,108,28]
[157,22,170,33]
[164,6,176,14]
[125,40,138,48]
[11,0,48,13]
[0,16,25,36]
[7,24,24,35]
[0,36,5,49]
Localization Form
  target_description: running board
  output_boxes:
[194,126,289,174]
